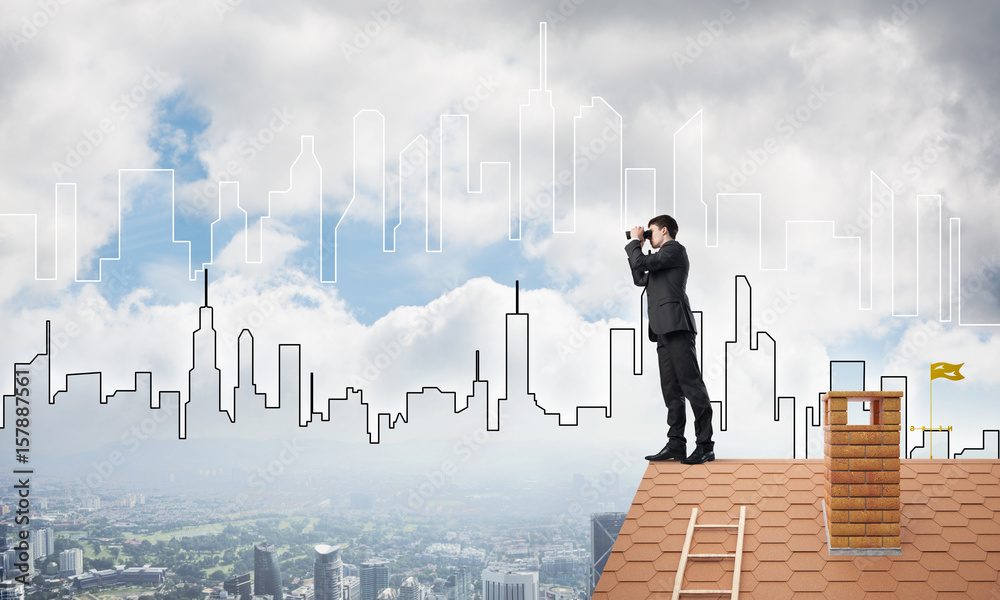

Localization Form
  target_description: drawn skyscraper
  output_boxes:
[495,282,535,429]
[2,322,50,428]
[234,330,267,412]
[518,23,557,237]
[314,545,343,600]
[253,542,283,600]
[189,271,222,433]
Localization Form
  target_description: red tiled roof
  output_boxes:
[593,459,1000,599]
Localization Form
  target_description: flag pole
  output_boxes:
[929,362,933,459]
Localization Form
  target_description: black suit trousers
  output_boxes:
[656,330,714,450]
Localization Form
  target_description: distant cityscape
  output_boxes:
[0,473,629,600]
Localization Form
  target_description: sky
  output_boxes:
[2,0,1000,509]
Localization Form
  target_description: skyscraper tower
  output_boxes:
[359,559,389,600]
[224,573,252,600]
[590,512,626,596]
[1,550,13,581]
[481,570,537,600]
[398,578,419,600]
[443,567,470,600]
[253,542,283,600]
[59,548,83,577]
[314,545,343,600]
[29,528,54,561]
[0,581,25,600]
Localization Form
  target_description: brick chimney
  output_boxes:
[822,390,903,555]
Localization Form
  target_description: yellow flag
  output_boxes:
[931,362,965,381]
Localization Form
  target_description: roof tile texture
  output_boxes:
[592,459,1000,599]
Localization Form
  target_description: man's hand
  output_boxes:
[630,225,645,245]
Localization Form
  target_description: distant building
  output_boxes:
[541,586,577,600]
[2,550,16,580]
[225,573,253,600]
[29,528,54,561]
[59,548,84,578]
[442,566,471,600]
[314,545,342,600]
[539,546,586,579]
[359,560,389,600]
[341,575,360,600]
[123,566,166,585]
[0,581,25,600]
[541,555,585,577]
[254,542,284,600]
[590,512,626,596]
[398,578,420,600]
[73,568,118,591]
[375,590,397,600]
[4,549,30,581]
[481,570,538,600]
[71,566,165,590]
[289,585,314,600]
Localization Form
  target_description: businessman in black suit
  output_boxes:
[625,214,715,465]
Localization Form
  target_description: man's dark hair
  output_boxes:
[648,214,679,239]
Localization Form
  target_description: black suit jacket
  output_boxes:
[625,239,698,342]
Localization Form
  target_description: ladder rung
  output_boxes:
[672,506,747,600]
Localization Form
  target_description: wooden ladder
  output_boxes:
[671,506,747,600]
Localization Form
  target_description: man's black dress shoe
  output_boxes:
[681,447,715,465]
[645,445,687,461]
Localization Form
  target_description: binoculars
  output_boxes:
[625,229,652,241]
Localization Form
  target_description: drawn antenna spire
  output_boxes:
[539,22,547,91]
